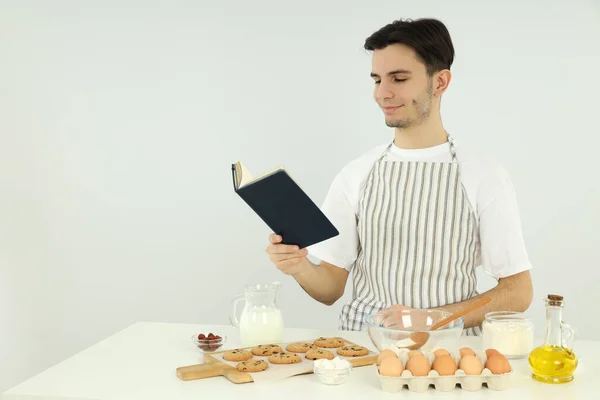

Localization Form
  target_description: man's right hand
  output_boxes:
[266,234,310,276]
[266,234,349,306]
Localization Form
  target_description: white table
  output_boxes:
[1,322,595,399]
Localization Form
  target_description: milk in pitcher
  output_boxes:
[239,306,284,347]
[230,282,285,347]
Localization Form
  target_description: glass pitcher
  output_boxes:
[229,281,284,347]
[528,294,578,383]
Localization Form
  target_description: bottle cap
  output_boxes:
[547,294,563,306]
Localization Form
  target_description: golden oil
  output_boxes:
[528,294,578,383]
[528,345,578,383]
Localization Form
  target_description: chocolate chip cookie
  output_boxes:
[251,344,283,356]
[223,349,253,362]
[286,342,317,353]
[236,359,269,372]
[305,348,335,360]
[337,345,369,357]
[268,352,302,364]
[313,337,345,348]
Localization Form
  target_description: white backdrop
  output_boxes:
[1,0,599,392]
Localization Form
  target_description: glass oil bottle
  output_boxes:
[528,294,578,383]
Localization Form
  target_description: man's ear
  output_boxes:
[434,69,452,96]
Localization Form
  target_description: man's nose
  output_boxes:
[376,82,394,100]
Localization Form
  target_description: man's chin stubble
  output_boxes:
[386,119,410,128]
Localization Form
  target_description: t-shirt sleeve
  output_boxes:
[306,171,359,271]
[477,166,533,280]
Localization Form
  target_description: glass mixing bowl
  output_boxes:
[365,309,464,352]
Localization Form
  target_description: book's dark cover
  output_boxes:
[232,167,339,249]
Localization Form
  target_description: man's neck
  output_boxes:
[393,119,448,150]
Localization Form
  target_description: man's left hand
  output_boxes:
[374,304,416,328]
[380,304,414,313]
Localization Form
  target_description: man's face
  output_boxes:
[371,44,436,129]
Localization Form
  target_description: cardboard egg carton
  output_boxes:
[376,349,513,392]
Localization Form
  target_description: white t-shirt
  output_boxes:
[307,140,532,280]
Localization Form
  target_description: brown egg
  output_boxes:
[459,347,476,358]
[406,355,431,377]
[432,355,458,376]
[379,356,404,377]
[377,349,397,366]
[433,348,451,359]
[408,350,423,359]
[459,355,483,375]
[485,348,501,358]
[485,354,511,375]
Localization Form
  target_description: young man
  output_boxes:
[266,18,533,335]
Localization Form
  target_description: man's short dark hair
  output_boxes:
[364,18,455,76]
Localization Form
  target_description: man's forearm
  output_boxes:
[292,259,349,306]
[434,271,533,328]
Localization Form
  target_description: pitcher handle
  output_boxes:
[229,295,245,327]
[561,321,576,351]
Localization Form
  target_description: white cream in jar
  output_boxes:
[482,311,534,359]
[313,357,352,385]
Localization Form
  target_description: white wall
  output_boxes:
[1,0,599,392]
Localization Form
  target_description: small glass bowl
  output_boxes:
[365,309,463,351]
[313,365,353,385]
[191,334,227,353]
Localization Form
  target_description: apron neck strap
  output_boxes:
[382,131,459,162]
[447,132,458,163]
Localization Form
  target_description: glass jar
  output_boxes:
[528,294,577,383]
[482,311,534,359]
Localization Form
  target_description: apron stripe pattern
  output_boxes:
[339,135,483,336]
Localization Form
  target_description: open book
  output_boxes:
[231,161,339,249]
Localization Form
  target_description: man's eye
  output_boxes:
[374,79,406,84]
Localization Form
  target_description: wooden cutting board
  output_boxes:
[176,337,378,384]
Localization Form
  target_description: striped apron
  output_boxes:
[339,135,482,336]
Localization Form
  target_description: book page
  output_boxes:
[237,161,254,188]
[248,166,284,186]
[236,161,285,188]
